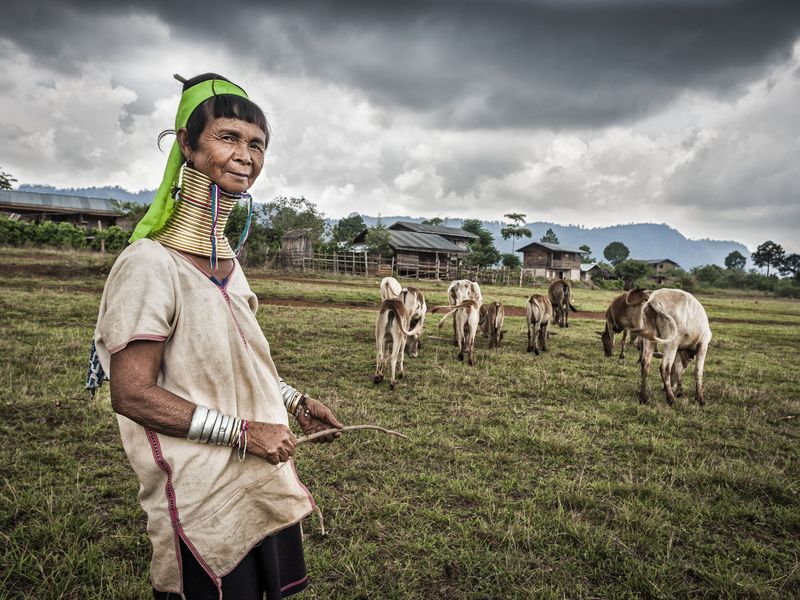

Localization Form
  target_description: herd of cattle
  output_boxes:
[374,276,713,406]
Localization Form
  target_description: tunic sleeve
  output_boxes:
[97,241,178,355]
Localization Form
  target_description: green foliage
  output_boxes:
[540,227,559,244]
[462,219,501,267]
[773,279,800,298]
[225,203,281,267]
[0,166,17,190]
[421,217,444,226]
[579,244,593,262]
[331,213,366,248]
[692,264,725,287]
[0,216,89,249]
[500,213,532,252]
[263,196,327,248]
[603,241,630,265]
[724,250,747,271]
[89,226,129,253]
[614,259,654,289]
[778,253,800,279]
[113,200,149,224]
[752,240,785,276]
[673,271,697,293]
[364,218,394,258]
[501,253,521,269]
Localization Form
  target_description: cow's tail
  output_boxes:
[436,308,458,329]
[633,300,679,345]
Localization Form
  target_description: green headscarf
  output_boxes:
[129,78,249,243]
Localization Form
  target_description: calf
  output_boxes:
[548,279,576,328]
[479,301,505,349]
[380,276,402,301]
[436,300,480,365]
[599,288,650,360]
[526,294,553,355]
[447,279,482,344]
[633,288,712,406]
[400,286,427,357]
[374,299,422,389]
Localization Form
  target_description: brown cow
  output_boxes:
[479,301,505,349]
[633,289,712,406]
[548,279,576,328]
[526,294,553,355]
[599,288,650,360]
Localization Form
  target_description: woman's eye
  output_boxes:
[250,144,264,153]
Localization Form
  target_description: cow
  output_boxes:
[526,294,553,355]
[400,286,427,357]
[436,300,480,365]
[447,279,482,345]
[380,276,402,301]
[599,288,650,360]
[548,279,576,328]
[479,301,505,349]
[633,288,712,406]
[373,298,422,389]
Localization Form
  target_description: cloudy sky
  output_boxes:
[1,0,799,252]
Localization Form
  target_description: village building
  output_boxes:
[280,228,314,267]
[516,241,586,281]
[580,262,614,284]
[0,189,125,229]
[352,222,472,278]
[642,258,682,283]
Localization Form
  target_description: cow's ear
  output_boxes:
[626,288,650,305]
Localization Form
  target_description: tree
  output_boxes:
[540,228,559,244]
[422,217,444,226]
[752,241,785,276]
[0,167,16,191]
[603,241,630,266]
[225,203,282,266]
[579,244,593,262]
[501,253,521,269]
[263,196,327,248]
[614,260,654,290]
[692,264,725,287]
[779,253,800,279]
[462,219,501,267]
[364,218,394,257]
[331,213,366,248]
[724,250,747,271]
[500,213,532,252]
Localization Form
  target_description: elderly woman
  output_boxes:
[89,73,342,599]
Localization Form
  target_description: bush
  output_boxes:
[773,280,800,298]
[89,226,129,253]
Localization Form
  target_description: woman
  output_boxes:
[90,73,342,599]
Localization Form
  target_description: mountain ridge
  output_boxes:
[17,184,749,269]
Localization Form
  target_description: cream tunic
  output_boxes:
[94,238,314,594]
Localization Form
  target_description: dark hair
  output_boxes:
[182,73,270,151]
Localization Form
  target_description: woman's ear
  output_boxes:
[176,128,192,162]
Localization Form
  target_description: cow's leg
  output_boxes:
[694,342,708,406]
[452,317,458,346]
[388,334,401,390]
[564,302,569,328]
[659,345,678,405]
[671,352,688,398]
[541,322,549,352]
[527,318,533,352]
[532,321,541,355]
[398,333,407,380]
[374,324,386,383]
[639,339,655,403]
[467,324,476,366]
[619,330,627,360]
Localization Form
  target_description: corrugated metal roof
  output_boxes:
[642,258,681,267]
[389,230,468,253]
[0,189,120,215]
[517,240,586,253]
[389,221,479,239]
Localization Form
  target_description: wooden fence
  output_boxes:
[273,250,545,287]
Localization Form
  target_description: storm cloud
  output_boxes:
[1,0,799,252]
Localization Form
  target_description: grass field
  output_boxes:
[1,247,799,599]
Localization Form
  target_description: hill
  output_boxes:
[16,184,748,269]
[354,217,750,270]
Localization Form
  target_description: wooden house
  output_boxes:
[280,228,314,266]
[0,189,123,228]
[387,221,478,249]
[643,258,681,283]
[516,241,586,281]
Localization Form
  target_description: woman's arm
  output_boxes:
[110,339,297,464]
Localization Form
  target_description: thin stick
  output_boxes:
[296,425,409,445]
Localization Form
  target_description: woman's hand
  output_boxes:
[247,422,297,464]
[296,397,343,443]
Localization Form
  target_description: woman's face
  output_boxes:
[179,117,266,193]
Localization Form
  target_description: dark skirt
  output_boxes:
[153,523,308,600]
